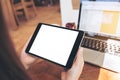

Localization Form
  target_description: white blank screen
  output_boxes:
[29,24,79,66]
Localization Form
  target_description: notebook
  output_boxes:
[78,1,120,72]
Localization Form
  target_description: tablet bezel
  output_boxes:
[25,23,84,69]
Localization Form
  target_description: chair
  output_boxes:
[11,0,37,25]
[22,0,37,20]
[11,0,24,25]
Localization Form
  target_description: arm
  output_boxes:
[61,48,84,80]
[20,36,40,69]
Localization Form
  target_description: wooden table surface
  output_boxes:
[79,62,120,80]
[27,60,120,80]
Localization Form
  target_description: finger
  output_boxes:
[76,48,84,64]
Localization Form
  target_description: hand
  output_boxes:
[20,37,39,69]
[61,48,84,80]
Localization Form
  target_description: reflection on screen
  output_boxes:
[79,1,120,36]
[29,24,79,66]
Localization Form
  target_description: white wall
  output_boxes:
[60,0,80,27]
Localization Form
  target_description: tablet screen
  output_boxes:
[26,23,84,68]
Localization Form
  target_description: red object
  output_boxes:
[66,23,75,29]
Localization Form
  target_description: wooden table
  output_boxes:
[27,60,120,80]
[79,63,120,80]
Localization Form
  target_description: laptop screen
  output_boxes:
[78,1,120,39]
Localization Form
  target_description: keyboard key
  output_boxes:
[82,37,120,57]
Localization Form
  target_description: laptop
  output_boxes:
[78,1,120,73]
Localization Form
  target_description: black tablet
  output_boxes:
[25,23,84,69]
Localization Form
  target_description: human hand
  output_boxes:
[61,48,84,80]
[20,37,39,69]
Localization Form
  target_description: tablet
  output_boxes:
[25,23,84,69]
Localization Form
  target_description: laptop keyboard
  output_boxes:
[81,36,120,57]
